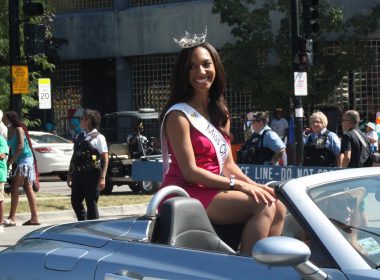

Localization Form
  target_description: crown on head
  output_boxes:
[173,27,207,49]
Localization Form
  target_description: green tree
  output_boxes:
[213,0,379,111]
[0,1,58,127]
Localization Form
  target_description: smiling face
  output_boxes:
[311,117,324,134]
[188,46,216,95]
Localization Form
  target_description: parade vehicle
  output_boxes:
[1,168,380,279]
[101,108,162,194]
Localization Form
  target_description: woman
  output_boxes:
[303,111,341,167]
[160,36,285,255]
[3,111,40,226]
[67,109,109,221]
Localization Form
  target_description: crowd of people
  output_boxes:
[238,108,377,168]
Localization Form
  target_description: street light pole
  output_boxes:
[291,0,304,165]
[9,0,23,117]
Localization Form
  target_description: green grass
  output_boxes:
[4,193,153,213]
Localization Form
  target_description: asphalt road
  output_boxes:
[39,175,132,195]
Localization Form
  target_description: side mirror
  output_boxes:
[252,236,328,280]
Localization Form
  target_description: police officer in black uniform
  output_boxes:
[303,111,341,167]
[67,109,109,220]
[237,111,286,165]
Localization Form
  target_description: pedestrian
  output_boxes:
[67,109,109,221]
[0,134,8,232]
[364,122,378,153]
[237,111,286,165]
[337,110,373,168]
[243,111,254,141]
[0,110,8,139]
[303,111,341,167]
[127,122,148,159]
[270,108,289,142]
[338,110,374,228]
[160,30,285,255]
[2,111,40,227]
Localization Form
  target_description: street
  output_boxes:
[39,175,132,195]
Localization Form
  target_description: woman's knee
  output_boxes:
[275,200,286,218]
[247,200,276,220]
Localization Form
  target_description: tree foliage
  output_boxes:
[212,0,379,111]
[0,0,60,127]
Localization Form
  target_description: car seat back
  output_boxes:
[156,197,235,254]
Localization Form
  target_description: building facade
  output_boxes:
[49,0,380,141]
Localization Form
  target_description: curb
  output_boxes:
[13,203,149,224]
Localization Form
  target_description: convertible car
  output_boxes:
[1,168,380,279]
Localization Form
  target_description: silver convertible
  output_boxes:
[1,168,380,279]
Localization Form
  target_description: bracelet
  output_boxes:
[229,175,235,190]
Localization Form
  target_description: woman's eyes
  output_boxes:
[190,62,212,69]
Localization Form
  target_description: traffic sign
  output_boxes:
[38,78,51,109]
[11,65,29,94]
[294,72,308,96]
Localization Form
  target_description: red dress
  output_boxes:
[161,127,227,208]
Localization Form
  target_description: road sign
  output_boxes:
[38,78,51,109]
[11,65,29,94]
[294,72,308,96]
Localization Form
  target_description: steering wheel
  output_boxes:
[145,185,190,217]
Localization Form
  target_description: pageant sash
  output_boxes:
[161,103,229,176]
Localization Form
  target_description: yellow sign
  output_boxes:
[11,65,29,94]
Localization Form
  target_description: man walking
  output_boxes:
[337,110,373,168]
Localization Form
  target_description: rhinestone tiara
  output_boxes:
[173,27,207,49]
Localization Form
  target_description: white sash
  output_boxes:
[161,103,229,176]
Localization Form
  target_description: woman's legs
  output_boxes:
[268,200,286,237]
[206,190,279,255]
[23,180,39,223]
[7,175,23,222]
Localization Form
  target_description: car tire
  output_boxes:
[128,183,141,193]
[58,173,68,181]
[139,181,158,195]
[101,179,114,195]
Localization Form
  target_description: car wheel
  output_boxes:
[101,179,114,195]
[128,183,141,193]
[58,173,68,181]
[139,181,158,194]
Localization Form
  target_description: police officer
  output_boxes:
[303,111,341,167]
[238,111,286,165]
[67,109,109,221]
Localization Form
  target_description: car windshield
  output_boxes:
[308,175,380,267]
[30,133,71,144]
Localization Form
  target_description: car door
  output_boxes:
[95,241,302,280]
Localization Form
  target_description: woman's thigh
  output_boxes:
[206,190,275,225]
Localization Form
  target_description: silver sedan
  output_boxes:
[0,167,379,279]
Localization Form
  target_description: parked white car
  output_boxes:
[29,131,73,180]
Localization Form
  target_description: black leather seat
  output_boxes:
[156,197,235,254]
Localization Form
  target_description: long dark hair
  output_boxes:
[6,111,39,183]
[160,42,230,136]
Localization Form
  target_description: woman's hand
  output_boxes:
[98,176,106,191]
[235,180,277,204]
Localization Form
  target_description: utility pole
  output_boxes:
[9,0,23,117]
[291,0,304,165]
